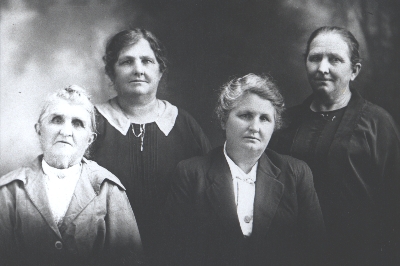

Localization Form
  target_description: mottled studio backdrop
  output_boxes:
[1,0,399,176]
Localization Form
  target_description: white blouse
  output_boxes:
[223,143,258,237]
[42,159,81,225]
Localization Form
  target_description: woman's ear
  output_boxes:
[88,132,97,146]
[221,121,226,130]
[351,63,362,81]
[34,123,41,135]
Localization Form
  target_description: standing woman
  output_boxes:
[91,29,211,264]
[165,74,325,266]
[269,26,400,265]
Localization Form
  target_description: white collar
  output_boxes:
[42,159,81,179]
[96,97,178,136]
[223,142,258,183]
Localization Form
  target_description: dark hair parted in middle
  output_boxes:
[103,28,168,82]
[304,26,362,67]
[216,73,285,130]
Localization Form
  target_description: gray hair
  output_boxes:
[37,85,96,133]
[215,73,285,130]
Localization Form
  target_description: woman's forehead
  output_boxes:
[309,33,350,56]
[43,99,91,120]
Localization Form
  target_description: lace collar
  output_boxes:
[96,97,178,136]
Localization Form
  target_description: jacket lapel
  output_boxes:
[24,157,62,239]
[252,153,284,240]
[59,163,97,233]
[205,148,243,238]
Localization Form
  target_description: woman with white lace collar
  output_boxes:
[92,28,211,265]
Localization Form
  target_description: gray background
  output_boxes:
[1,0,399,176]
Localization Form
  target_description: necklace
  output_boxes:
[129,100,162,152]
[132,124,146,151]
[320,113,336,121]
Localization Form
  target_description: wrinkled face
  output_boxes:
[306,33,359,99]
[223,93,275,157]
[113,38,163,98]
[36,99,95,169]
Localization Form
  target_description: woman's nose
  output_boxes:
[133,61,144,76]
[59,123,73,136]
[248,119,260,132]
[317,58,330,74]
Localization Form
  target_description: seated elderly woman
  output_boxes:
[0,86,143,265]
[164,74,325,266]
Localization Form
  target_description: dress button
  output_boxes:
[55,241,63,250]
[244,215,252,223]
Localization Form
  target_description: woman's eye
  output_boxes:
[120,59,132,65]
[330,57,342,63]
[142,59,154,64]
[308,55,321,62]
[72,119,84,128]
[239,114,251,120]
[260,115,271,122]
[51,116,63,124]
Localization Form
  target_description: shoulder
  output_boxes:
[83,159,126,191]
[0,156,41,188]
[175,107,202,127]
[176,151,212,172]
[265,148,311,177]
[176,147,220,173]
[0,168,27,188]
[361,101,397,125]
[355,100,400,138]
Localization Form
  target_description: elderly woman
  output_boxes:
[91,28,211,264]
[0,86,143,265]
[269,26,400,265]
[164,74,325,266]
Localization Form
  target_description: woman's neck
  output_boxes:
[226,147,261,174]
[117,96,162,124]
[311,88,352,112]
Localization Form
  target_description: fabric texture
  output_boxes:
[269,89,400,265]
[92,100,211,264]
[164,147,326,266]
[0,156,144,266]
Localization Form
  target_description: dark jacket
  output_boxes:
[269,89,400,265]
[0,156,144,266]
[164,147,325,266]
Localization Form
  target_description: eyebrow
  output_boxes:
[308,51,345,58]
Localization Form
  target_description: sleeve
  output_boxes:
[367,109,400,263]
[295,161,327,264]
[104,183,145,265]
[162,161,199,266]
[0,182,19,265]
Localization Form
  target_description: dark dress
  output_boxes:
[269,89,400,265]
[164,147,326,266]
[91,98,211,264]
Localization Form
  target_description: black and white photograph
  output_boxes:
[1,0,399,265]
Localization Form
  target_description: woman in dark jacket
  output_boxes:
[269,26,400,265]
[91,29,211,264]
[165,74,325,266]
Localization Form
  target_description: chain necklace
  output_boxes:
[132,124,146,151]
[129,100,162,152]
[320,113,336,121]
